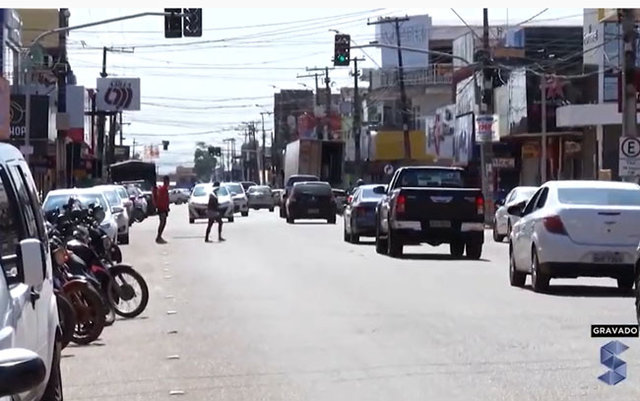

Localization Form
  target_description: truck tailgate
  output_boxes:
[399,188,483,222]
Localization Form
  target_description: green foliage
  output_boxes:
[193,141,217,182]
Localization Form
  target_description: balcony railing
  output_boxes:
[366,64,453,88]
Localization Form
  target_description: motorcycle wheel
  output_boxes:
[111,245,123,263]
[68,284,106,345]
[108,265,149,319]
[56,293,76,350]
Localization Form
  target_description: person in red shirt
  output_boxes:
[153,175,171,244]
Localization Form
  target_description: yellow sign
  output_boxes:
[370,130,435,162]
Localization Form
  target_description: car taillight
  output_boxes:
[396,194,406,214]
[347,195,353,203]
[543,215,567,235]
[476,196,484,215]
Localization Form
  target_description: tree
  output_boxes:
[193,141,217,182]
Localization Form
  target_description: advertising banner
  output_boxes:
[452,113,473,166]
[96,77,141,111]
[425,105,456,159]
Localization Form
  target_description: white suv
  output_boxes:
[0,144,63,400]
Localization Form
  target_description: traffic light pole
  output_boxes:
[306,67,335,140]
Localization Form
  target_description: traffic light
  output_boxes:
[183,8,202,37]
[334,34,350,66]
[162,140,169,150]
[164,8,182,38]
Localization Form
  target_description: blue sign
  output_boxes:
[599,340,628,385]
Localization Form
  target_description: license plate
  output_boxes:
[592,252,624,264]
[308,208,319,214]
[429,220,451,228]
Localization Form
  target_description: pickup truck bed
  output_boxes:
[375,166,485,259]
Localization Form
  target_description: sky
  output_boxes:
[65,8,583,174]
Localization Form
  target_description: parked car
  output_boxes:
[333,188,348,214]
[188,183,234,224]
[507,180,640,293]
[343,184,386,243]
[43,188,118,243]
[247,185,275,211]
[95,185,131,244]
[374,166,485,259]
[169,188,190,204]
[0,143,63,400]
[286,181,337,224]
[280,174,320,218]
[493,186,538,242]
[222,182,249,216]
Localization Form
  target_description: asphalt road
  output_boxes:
[61,204,640,401]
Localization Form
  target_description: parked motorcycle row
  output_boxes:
[45,198,149,348]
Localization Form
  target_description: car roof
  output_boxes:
[397,166,464,172]
[0,143,26,163]
[544,180,640,190]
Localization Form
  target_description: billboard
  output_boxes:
[66,85,85,143]
[96,77,141,111]
[452,113,473,166]
[375,14,431,69]
[425,105,456,160]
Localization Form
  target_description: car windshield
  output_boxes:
[241,182,256,191]
[44,193,107,212]
[192,186,209,197]
[103,190,121,206]
[126,186,140,196]
[248,186,270,195]
[214,186,228,197]
[558,187,640,206]
[398,169,464,188]
[361,187,385,199]
[117,188,128,199]
[226,184,243,194]
[295,184,332,196]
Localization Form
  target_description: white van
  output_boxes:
[0,144,63,400]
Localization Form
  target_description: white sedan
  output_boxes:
[508,180,640,293]
[493,186,538,242]
[188,183,234,223]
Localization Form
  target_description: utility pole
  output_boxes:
[479,8,495,224]
[260,111,273,185]
[297,72,324,106]
[306,67,335,140]
[368,16,411,159]
[621,8,638,143]
[351,57,365,178]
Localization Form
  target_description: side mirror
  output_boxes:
[18,239,46,287]
[507,201,525,217]
[373,185,386,194]
[0,348,46,397]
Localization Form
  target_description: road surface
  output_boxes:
[61,205,640,401]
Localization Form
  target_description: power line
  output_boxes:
[513,8,549,27]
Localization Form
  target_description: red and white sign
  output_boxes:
[475,114,500,143]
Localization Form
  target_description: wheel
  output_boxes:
[118,233,129,245]
[189,218,195,224]
[492,221,505,242]
[287,215,294,224]
[279,207,286,218]
[269,207,274,212]
[328,216,336,224]
[506,219,512,238]
[41,339,63,401]
[228,216,234,223]
[530,249,550,293]
[387,228,403,257]
[465,240,483,260]
[108,265,150,319]
[351,234,360,244]
[375,218,388,255]
[343,224,350,242]
[449,241,465,258]
[56,293,75,350]
[242,211,249,217]
[509,244,526,287]
[617,277,634,291]
[69,284,106,345]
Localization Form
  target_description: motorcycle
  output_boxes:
[50,236,106,345]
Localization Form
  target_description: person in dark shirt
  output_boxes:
[205,182,225,243]
[153,175,171,244]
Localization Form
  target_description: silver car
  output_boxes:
[247,185,275,211]
[493,186,538,242]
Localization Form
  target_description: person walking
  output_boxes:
[205,182,225,243]
[153,175,171,244]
